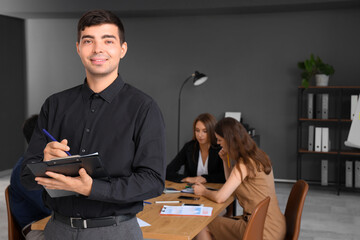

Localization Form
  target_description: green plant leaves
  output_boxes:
[297,54,335,88]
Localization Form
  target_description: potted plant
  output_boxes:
[298,54,335,88]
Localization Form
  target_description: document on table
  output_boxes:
[160,205,213,216]
[137,218,150,227]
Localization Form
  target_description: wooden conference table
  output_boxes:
[32,180,233,240]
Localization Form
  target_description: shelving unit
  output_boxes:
[297,86,360,194]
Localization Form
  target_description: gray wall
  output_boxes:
[0,15,26,170]
[25,8,360,179]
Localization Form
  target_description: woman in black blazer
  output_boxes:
[166,113,225,184]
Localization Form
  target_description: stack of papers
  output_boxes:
[160,205,213,216]
[163,187,181,193]
[180,188,194,194]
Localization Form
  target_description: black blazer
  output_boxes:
[166,140,225,183]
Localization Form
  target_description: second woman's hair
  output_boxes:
[215,117,272,177]
[192,113,217,146]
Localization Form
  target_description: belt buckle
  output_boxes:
[70,217,87,229]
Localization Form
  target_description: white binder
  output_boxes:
[321,127,329,152]
[315,127,322,152]
[345,160,353,188]
[351,95,359,120]
[315,94,322,119]
[321,93,329,119]
[355,161,360,188]
[225,112,241,122]
[307,93,314,119]
[321,160,328,186]
[308,125,314,151]
[345,97,360,149]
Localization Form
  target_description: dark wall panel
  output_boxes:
[0,15,25,171]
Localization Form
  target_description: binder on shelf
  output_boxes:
[321,160,328,186]
[345,97,360,149]
[321,127,329,152]
[315,94,322,119]
[321,93,329,119]
[351,95,359,120]
[307,93,314,119]
[355,161,360,188]
[308,125,314,151]
[345,161,353,188]
[315,127,322,152]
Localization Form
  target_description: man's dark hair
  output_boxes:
[22,115,38,144]
[77,9,125,44]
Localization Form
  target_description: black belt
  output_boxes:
[53,212,134,229]
[22,224,32,237]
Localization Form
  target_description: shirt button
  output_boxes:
[91,109,95,113]
[81,149,86,153]
[85,128,90,133]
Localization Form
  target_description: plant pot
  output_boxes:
[315,74,329,86]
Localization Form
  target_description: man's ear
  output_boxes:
[76,42,80,55]
[120,42,128,59]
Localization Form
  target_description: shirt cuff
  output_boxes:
[87,178,110,200]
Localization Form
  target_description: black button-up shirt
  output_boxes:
[21,75,166,218]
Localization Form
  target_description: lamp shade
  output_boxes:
[193,71,208,86]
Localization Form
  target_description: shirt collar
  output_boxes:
[81,75,125,103]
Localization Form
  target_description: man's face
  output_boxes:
[76,23,127,79]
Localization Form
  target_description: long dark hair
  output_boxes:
[215,117,272,178]
[192,113,217,146]
[191,113,217,162]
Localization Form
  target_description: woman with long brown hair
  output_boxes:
[193,117,286,240]
[166,113,225,184]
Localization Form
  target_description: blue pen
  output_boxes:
[144,201,152,205]
[42,129,71,156]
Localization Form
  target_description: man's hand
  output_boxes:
[181,176,207,184]
[35,168,93,196]
[43,139,70,161]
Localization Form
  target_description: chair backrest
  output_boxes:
[284,180,309,240]
[5,186,25,240]
[242,196,270,240]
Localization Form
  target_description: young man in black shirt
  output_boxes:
[21,9,166,240]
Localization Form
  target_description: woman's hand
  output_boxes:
[218,148,228,162]
[193,183,206,196]
[181,176,207,184]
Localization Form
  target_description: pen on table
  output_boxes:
[42,129,71,156]
[144,201,152,205]
[155,201,181,204]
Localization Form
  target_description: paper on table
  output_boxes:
[180,188,194,193]
[160,205,213,216]
[137,218,151,227]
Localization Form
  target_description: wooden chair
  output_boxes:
[284,180,309,240]
[5,186,25,240]
[242,196,270,240]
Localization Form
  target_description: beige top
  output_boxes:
[236,169,286,240]
[208,168,286,240]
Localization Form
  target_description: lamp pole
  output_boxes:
[177,74,194,153]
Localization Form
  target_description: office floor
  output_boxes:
[0,174,359,240]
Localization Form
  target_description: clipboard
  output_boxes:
[27,152,108,198]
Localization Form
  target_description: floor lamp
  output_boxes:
[177,71,208,152]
